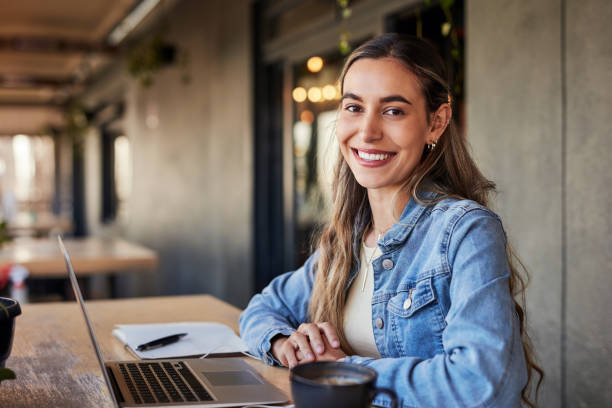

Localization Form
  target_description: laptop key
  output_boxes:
[177,362,213,401]
[119,364,142,404]
[139,363,169,403]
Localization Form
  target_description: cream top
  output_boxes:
[342,243,382,358]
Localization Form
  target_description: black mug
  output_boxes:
[290,361,397,408]
[0,297,21,368]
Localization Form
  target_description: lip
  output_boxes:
[351,148,396,168]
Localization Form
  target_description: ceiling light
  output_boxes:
[307,57,323,73]
[307,87,322,102]
[292,87,307,103]
[107,0,161,46]
[322,85,336,100]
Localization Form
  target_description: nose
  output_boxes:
[358,111,382,142]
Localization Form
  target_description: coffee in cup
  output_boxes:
[290,361,397,408]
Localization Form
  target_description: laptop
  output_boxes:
[58,235,288,408]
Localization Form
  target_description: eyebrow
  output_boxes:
[341,92,412,105]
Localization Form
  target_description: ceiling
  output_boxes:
[0,0,139,108]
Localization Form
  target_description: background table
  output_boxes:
[7,213,73,238]
[0,295,290,407]
[0,236,158,278]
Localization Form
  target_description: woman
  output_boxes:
[240,34,542,407]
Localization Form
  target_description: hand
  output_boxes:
[295,333,346,363]
[271,322,346,368]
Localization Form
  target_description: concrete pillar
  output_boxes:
[467,0,612,406]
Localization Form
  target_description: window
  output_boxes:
[113,135,132,221]
[0,134,55,222]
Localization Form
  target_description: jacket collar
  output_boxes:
[377,189,439,252]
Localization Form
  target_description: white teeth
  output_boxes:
[357,150,391,161]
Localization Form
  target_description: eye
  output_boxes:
[344,104,362,113]
[384,108,404,116]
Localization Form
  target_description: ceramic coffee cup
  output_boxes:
[290,361,397,408]
[0,297,21,368]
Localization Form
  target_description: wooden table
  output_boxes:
[0,295,290,407]
[0,236,158,278]
[7,212,73,236]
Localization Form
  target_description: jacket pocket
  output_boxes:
[387,277,436,318]
[385,277,445,358]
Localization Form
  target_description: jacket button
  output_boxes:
[382,259,394,270]
[403,297,412,310]
[375,317,384,329]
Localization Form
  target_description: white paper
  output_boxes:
[112,322,248,359]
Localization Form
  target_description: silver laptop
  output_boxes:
[58,235,288,408]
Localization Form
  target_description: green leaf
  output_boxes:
[451,48,460,60]
[424,0,432,5]
[440,0,454,9]
[337,0,349,8]
[0,368,16,382]
[441,22,452,36]
[339,39,351,56]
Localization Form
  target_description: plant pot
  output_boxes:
[0,297,21,368]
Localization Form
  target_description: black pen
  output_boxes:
[136,333,188,351]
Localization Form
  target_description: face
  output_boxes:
[337,57,446,195]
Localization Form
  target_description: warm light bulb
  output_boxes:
[322,84,337,100]
[307,56,324,73]
[300,110,314,124]
[292,87,307,103]
[307,87,322,102]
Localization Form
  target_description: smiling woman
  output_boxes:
[240,34,543,408]
[337,57,451,216]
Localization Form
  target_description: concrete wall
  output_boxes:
[83,0,254,307]
[565,0,612,406]
[467,0,611,406]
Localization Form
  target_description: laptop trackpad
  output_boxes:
[203,370,263,386]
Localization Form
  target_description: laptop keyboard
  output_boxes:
[118,361,213,405]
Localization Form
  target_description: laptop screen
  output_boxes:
[58,235,120,408]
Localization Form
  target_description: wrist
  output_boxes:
[270,335,288,359]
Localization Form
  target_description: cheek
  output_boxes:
[335,114,355,145]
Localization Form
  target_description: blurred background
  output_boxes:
[0,0,609,406]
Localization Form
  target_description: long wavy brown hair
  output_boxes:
[308,33,543,407]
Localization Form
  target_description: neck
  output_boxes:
[363,187,410,247]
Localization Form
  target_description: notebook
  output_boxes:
[58,235,288,408]
[113,322,248,359]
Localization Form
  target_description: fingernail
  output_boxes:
[316,346,324,354]
[332,341,339,347]
[306,352,314,360]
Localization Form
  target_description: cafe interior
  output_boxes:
[0,0,610,407]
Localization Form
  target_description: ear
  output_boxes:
[428,103,452,144]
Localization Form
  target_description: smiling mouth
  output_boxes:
[352,148,396,162]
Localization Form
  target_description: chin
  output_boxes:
[352,174,389,190]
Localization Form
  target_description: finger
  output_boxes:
[278,353,288,367]
[317,322,340,348]
[290,332,315,362]
[299,324,325,355]
[282,341,298,368]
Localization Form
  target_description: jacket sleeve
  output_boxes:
[343,209,528,408]
[239,252,317,365]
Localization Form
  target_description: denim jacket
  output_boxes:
[239,193,528,408]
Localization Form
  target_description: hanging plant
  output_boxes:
[422,0,463,96]
[64,102,91,155]
[337,0,352,55]
[127,32,190,88]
